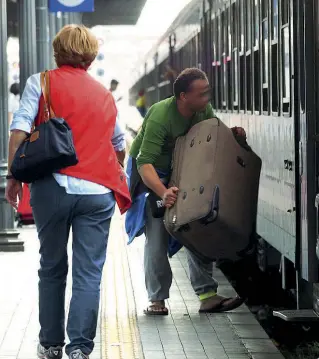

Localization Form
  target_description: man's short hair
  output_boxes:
[173,68,208,98]
[111,79,119,86]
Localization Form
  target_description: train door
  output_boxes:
[294,0,318,289]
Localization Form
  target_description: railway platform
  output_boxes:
[0,211,285,359]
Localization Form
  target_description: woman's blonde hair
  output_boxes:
[53,24,98,69]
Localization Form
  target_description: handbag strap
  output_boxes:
[40,71,56,121]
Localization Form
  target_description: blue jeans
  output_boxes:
[30,176,115,356]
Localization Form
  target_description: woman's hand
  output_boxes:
[5,179,23,209]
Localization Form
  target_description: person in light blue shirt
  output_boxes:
[6,25,127,359]
[10,72,126,195]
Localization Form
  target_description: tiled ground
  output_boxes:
[0,212,284,359]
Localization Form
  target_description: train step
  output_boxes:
[273,309,319,322]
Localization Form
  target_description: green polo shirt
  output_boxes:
[130,96,216,172]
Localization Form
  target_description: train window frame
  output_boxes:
[253,0,260,50]
[246,0,252,53]
[231,2,238,50]
[261,0,268,19]
[233,48,239,108]
[253,0,261,114]
[221,9,227,109]
[216,12,223,110]
[271,0,278,42]
[281,24,291,115]
[239,0,245,54]
[231,1,239,111]
[262,17,269,114]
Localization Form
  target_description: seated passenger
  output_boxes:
[5,25,131,359]
[126,68,245,315]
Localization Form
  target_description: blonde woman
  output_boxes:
[6,25,131,359]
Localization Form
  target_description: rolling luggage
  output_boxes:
[16,184,34,227]
[164,118,262,262]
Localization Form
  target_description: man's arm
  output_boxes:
[135,108,171,199]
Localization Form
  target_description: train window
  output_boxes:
[211,18,218,109]
[246,54,252,111]
[261,0,268,19]
[232,3,237,49]
[233,49,239,108]
[221,11,226,108]
[262,20,269,85]
[262,19,269,113]
[282,26,290,112]
[282,0,289,25]
[227,7,231,55]
[271,44,279,113]
[239,55,245,111]
[223,10,228,55]
[254,50,260,112]
[246,0,251,50]
[253,0,259,48]
[240,0,245,52]
[272,0,278,41]
[195,33,200,67]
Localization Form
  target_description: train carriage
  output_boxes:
[129,0,319,320]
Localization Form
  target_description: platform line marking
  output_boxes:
[101,215,144,359]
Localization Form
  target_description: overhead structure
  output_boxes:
[7,0,147,37]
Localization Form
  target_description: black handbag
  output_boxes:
[147,191,166,218]
[11,71,78,183]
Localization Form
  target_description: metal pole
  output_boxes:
[68,13,74,24]
[56,11,63,32]
[62,12,69,26]
[0,0,23,251]
[19,0,37,92]
[49,13,57,69]
[36,0,50,72]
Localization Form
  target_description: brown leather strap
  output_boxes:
[40,71,56,121]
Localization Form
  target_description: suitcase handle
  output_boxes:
[200,185,220,225]
[237,156,246,168]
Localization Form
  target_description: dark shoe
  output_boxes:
[199,295,245,313]
[144,301,169,316]
[37,344,63,359]
[69,349,89,359]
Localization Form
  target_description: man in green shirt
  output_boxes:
[129,68,245,315]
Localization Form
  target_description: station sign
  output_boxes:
[49,0,94,13]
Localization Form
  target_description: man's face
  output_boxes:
[182,79,211,112]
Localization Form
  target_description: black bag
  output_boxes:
[128,157,167,218]
[11,71,78,183]
[147,191,165,218]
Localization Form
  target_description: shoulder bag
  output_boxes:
[11,71,78,183]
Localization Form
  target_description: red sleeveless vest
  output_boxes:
[35,66,131,214]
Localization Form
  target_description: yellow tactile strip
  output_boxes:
[101,214,144,359]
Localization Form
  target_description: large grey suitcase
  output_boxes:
[164,118,262,261]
